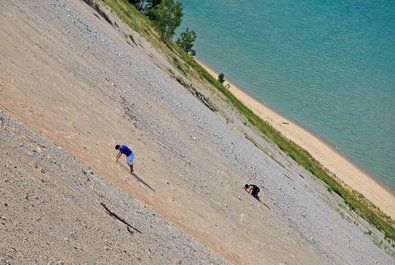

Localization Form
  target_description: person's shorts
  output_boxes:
[126,152,134,165]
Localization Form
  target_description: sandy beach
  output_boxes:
[198,59,395,219]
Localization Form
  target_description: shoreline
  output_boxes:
[196,58,395,220]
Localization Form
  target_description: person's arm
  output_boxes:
[115,151,122,162]
[244,186,252,193]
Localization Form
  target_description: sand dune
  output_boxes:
[0,0,393,264]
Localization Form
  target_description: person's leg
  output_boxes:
[127,153,134,173]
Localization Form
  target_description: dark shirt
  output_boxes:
[250,185,260,197]
[120,145,132,157]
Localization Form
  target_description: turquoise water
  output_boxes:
[178,0,395,191]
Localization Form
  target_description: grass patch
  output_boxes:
[102,0,173,53]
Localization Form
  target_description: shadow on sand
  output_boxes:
[117,162,156,192]
[130,172,156,192]
[255,196,271,210]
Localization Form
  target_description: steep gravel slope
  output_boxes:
[0,0,393,264]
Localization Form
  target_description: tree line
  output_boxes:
[127,0,196,56]
[128,0,227,84]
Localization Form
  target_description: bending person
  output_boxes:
[115,144,134,173]
[244,184,260,201]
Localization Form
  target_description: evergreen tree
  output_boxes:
[176,28,197,56]
[218,73,225,84]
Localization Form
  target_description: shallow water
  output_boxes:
[178,0,395,191]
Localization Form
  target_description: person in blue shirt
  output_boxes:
[115,144,134,173]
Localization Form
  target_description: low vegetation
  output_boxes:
[94,0,394,242]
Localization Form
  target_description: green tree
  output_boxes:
[176,27,197,56]
[127,0,144,11]
[127,0,141,6]
[146,0,162,10]
[150,0,183,40]
[218,73,225,84]
[144,0,162,17]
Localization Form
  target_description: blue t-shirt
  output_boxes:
[120,145,132,156]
